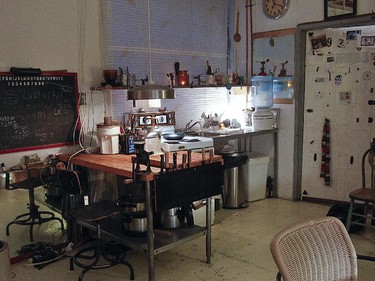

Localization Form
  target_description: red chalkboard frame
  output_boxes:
[0,71,80,154]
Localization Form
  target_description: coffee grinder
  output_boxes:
[97,89,121,154]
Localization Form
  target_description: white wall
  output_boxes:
[251,0,374,33]
[247,0,375,200]
[233,0,375,78]
[0,0,102,167]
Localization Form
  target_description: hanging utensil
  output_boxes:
[182,153,187,169]
[160,154,165,173]
[234,10,241,42]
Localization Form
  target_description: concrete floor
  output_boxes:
[1,187,374,281]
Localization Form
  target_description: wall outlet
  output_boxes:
[84,195,89,205]
[79,92,86,105]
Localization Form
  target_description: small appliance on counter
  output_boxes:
[97,119,121,154]
[160,135,214,152]
[129,110,176,130]
[97,88,121,154]
[128,110,176,154]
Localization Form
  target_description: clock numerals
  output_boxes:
[263,0,289,19]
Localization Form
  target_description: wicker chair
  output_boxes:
[270,216,357,281]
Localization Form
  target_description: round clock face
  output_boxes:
[263,0,289,19]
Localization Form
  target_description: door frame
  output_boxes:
[293,14,375,200]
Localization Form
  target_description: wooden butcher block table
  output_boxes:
[57,150,224,281]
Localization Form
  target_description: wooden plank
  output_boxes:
[273,98,294,104]
[58,154,135,177]
[57,151,223,178]
[253,28,296,39]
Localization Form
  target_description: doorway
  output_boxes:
[294,14,375,201]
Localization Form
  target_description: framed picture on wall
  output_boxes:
[324,0,357,20]
[358,35,375,47]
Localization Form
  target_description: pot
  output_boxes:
[158,207,185,229]
[121,201,145,213]
[119,192,145,211]
[162,132,185,140]
[123,214,147,233]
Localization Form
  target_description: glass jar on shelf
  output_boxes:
[177,71,189,86]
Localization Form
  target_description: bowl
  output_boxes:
[103,69,118,84]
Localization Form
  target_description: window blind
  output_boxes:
[100,0,228,87]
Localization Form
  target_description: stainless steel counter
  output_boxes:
[188,128,278,197]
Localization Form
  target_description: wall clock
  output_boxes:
[262,0,290,20]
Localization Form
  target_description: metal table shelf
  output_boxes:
[78,216,207,256]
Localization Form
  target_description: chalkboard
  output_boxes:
[0,72,79,154]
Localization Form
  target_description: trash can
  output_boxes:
[247,152,270,202]
[219,151,249,208]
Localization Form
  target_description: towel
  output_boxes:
[320,118,331,186]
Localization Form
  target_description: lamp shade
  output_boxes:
[127,84,174,100]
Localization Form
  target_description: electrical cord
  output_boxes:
[67,148,87,169]
[22,252,67,267]
[21,236,91,268]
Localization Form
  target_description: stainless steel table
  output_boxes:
[58,152,223,281]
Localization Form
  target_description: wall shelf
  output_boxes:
[90,85,247,92]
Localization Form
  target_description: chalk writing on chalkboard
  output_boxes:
[0,72,79,154]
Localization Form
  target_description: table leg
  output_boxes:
[145,181,155,281]
[273,131,278,197]
[206,196,211,263]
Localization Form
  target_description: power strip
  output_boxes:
[32,248,58,264]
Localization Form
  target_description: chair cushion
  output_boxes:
[349,188,375,202]
[10,177,43,189]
